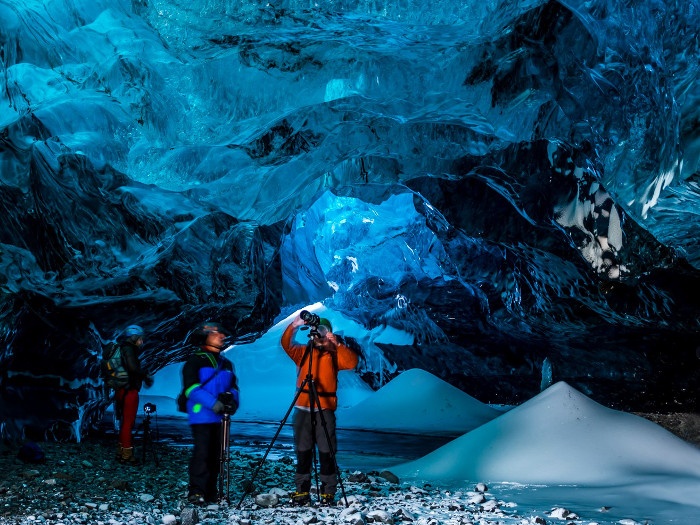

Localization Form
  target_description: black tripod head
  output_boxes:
[143,402,156,424]
[217,392,238,415]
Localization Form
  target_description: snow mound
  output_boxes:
[336,368,501,435]
[390,381,700,486]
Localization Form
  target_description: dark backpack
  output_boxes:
[18,441,46,464]
[100,342,129,389]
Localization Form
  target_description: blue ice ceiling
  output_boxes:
[1,0,699,438]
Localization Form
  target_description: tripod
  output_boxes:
[137,405,160,466]
[237,334,348,509]
[218,410,233,503]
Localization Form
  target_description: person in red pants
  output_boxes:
[113,325,153,465]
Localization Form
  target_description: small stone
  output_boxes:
[180,507,198,525]
[377,471,399,484]
[340,507,358,520]
[481,499,499,512]
[467,493,485,504]
[345,494,368,505]
[344,513,366,525]
[366,510,392,523]
[548,507,572,519]
[393,508,415,522]
[348,471,368,483]
[254,493,279,507]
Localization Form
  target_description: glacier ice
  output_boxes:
[0,0,698,438]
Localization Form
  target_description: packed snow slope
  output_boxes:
[392,381,700,484]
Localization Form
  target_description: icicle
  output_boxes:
[540,357,553,391]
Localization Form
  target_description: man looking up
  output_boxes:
[281,313,358,506]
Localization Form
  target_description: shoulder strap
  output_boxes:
[104,343,119,360]
[331,350,338,374]
[199,367,221,388]
[113,345,126,369]
[185,355,223,395]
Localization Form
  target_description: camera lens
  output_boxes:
[300,310,320,326]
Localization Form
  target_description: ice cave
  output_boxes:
[0,0,698,440]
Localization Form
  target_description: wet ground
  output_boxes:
[103,413,456,472]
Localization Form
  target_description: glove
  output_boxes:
[143,376,154,388]
[212,400,225,414]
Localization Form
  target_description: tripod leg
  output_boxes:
[219,416,231,504]
[308,379,348,507]
[309,406,321,501]
[148,426,160,467]
[235,379,310,509]
[139,418,159,467]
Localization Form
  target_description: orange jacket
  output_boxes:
[281,323,358,410]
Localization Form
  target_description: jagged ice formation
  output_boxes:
[0,0,699,439]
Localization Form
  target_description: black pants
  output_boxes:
[189,423,222,500]
[292,408,338,495]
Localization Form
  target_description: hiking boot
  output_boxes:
[204,492,220,504]
[118,447,139,465]
[290,491,311,506]
[187,493,205,505]
[319,493,335,506]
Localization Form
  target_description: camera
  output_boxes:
[300,310,320,328]
[217,392,238,414]
[144,402,157,414]
[300,310,322,338]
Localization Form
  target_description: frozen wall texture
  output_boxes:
[0,0,698,439]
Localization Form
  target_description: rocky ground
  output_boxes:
[634,412,700,447]
[0,432,563,525]
[0,412,698,525]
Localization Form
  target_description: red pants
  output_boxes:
[115,388,139,448]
